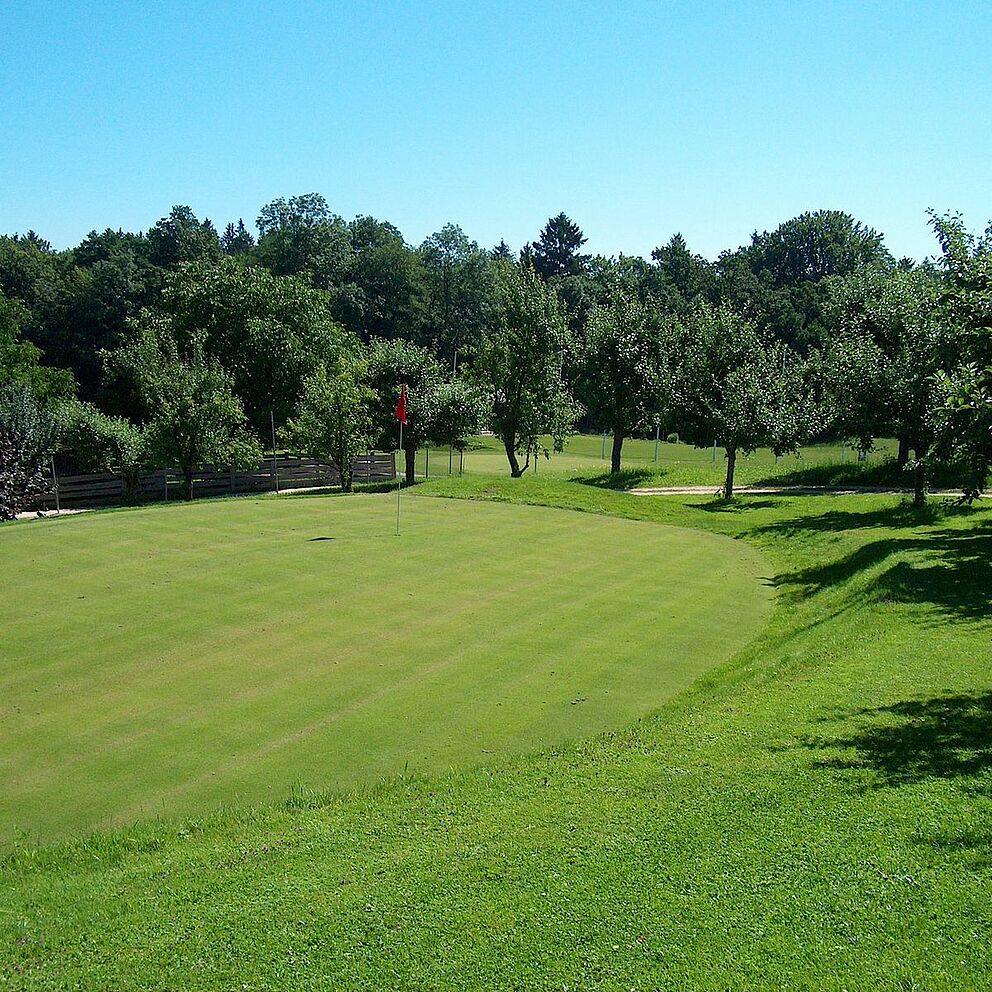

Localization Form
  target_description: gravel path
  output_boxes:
[629,485,955,496]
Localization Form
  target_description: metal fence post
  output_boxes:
[50,456,60,513]
[654,424,660,462]
[270,410,280,493]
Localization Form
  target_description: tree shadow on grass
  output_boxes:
[572,468,661,490]
[803,693,992,858]
[692,498,781,513]
[757,507,992,623]
[755,503,951,536]
[750,458,906,489]
[809,693,992,788]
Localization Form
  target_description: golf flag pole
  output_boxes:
[395,384,407,535]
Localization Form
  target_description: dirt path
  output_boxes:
[13,508,90,521]
[629,485,956,497]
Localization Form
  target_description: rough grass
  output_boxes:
[0,492,769,843]
[2,478,991,990]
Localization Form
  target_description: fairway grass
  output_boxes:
[2,479,991,990]
[0,493,770,843]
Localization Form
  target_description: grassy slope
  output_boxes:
[0,493,768,843]
[3,479,991,990]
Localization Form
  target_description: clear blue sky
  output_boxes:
[2,1,989,262]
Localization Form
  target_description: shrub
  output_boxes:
[57,400,149,502]
[0,384,57,520]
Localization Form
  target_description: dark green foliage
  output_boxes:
[649,233,718,312]
[749,210,892,285]
[531,212,590,280]
[124,258,359,433]
[1,229,158,402]
[0,290,76,401]
[221,219,255,256]
[345,216,425,342]
[146,206,222,270]
[419,224,493,366]
[491,239,514,262]
[255,193,354,295]
[717,210,895,351]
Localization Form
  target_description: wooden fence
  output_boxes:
[31,452,396,510]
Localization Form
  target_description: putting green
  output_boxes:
[0,494,771,842]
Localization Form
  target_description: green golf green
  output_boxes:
[0,493,770,842]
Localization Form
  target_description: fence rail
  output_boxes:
[31,453,396,510]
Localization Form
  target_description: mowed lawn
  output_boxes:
[0,493,770,843]
[2,479,992,989]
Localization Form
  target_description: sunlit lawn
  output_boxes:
[413,432,900,487]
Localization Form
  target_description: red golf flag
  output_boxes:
[395,384,407,424]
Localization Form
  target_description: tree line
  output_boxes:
[1,197,990,518]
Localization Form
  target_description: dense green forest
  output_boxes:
[1,197,990,516]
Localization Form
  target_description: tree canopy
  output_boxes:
[473,262,580,476]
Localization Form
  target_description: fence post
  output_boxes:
[270,410,280,493]
[601,432,607,459]
[50,456,60,513]
[712,440,717,463]
[425,447,430,479]
[459,449,464,475]
[449,445,453,475]
[654,424,660,462]
[163,468,168,502]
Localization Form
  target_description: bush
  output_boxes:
[666,432,679,444]
[0,384,57,520]
[57,400,149,502]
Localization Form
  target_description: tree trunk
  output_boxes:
[404,446,416,486]
[913,456,927,508]
[183,469,194,502]
[610,432,624,475]
[504,437,523,477]
[724,447,737,500]
[897,438,910,467]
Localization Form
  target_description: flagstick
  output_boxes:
[396,418,403,536]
